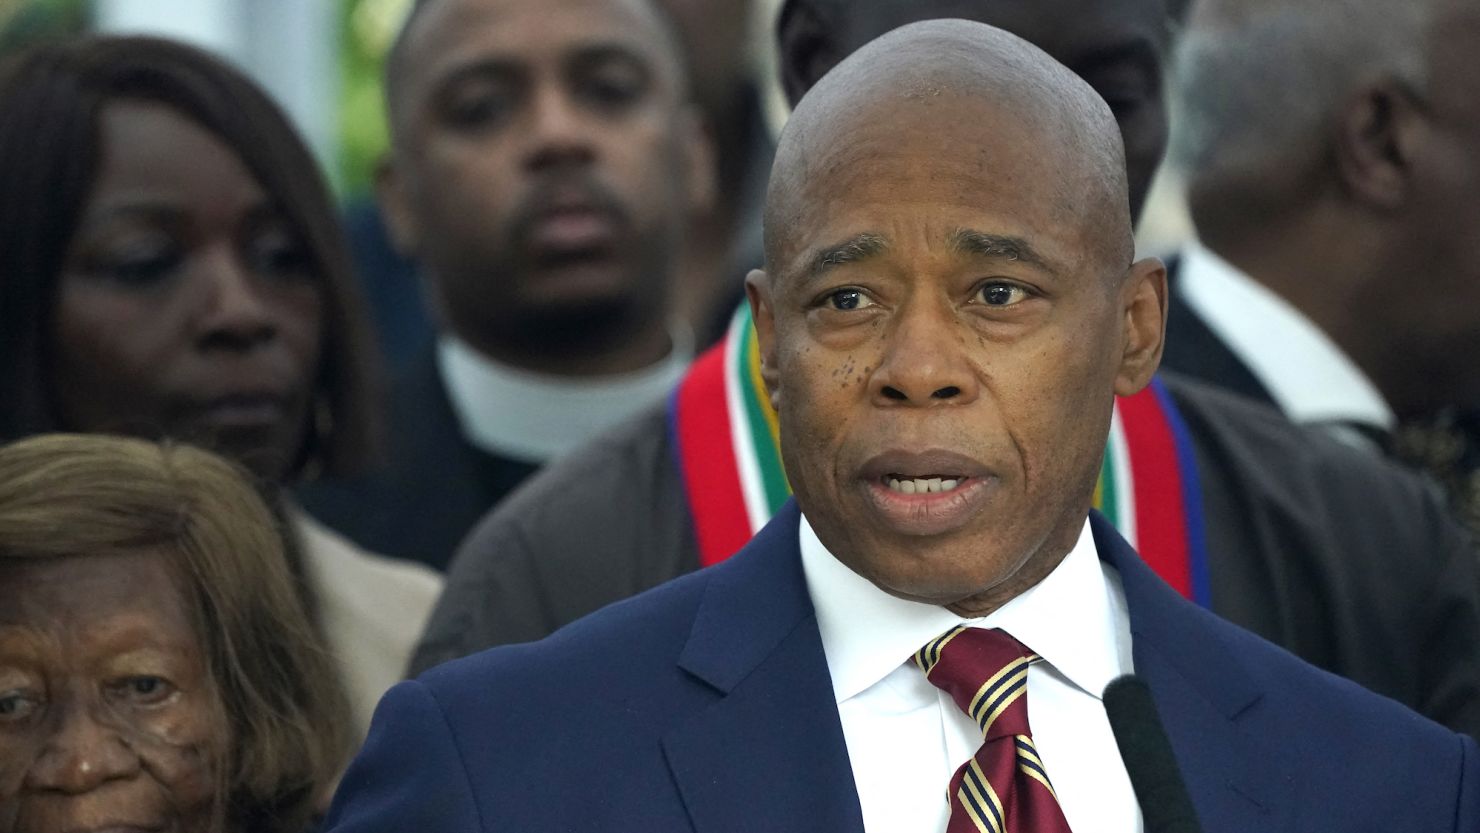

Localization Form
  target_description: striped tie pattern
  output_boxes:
[915,626,1074,833]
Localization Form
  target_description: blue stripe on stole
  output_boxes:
[1150,377,1213,608]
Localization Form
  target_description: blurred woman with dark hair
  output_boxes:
[0,433,352,833]
[0,35,441,734]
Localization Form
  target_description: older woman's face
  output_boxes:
[0,549,226,833]
[50,101,324,483]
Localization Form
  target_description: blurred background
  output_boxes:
[0,0,1191,234]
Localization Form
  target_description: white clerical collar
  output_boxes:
[1179,239,1394,431]
[436,330,691,464]
[799,514,1132,705]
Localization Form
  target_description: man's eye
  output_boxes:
[580,71,645,110]
[826,289,874,311]
[976,282,1029,307]
[442,87,514,130]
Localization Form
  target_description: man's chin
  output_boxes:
[835,517,1048,613]
[506,289,642,339]
[531,261,630,296]
[859,552,1021,611]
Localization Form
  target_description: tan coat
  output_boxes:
[293,508,443,737]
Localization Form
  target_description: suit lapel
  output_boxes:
[663,505,1299,832]
[1094,512,1297,832]
[663,502,866,833]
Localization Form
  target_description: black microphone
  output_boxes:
[1103,675,1204,833]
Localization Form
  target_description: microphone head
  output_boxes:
[1103,675,1204,833]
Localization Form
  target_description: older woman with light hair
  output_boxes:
[0,35,442,732]
[0,433,351,833]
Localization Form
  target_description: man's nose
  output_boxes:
[869,299,981,406]
[522,87,597,171]
[193,245,277,350]
[25,703,141,794]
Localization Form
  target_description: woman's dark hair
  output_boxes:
[0,35,378,478]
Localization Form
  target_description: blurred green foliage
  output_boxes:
[2,0,401,199]
[0,0,88,54]
[338,0,410,198]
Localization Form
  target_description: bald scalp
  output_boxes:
[764,19,1133,279]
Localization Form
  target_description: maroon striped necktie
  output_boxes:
[914,626,1074,833]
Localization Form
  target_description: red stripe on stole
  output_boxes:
[674,344,752,566]
[1115,386,1193,599]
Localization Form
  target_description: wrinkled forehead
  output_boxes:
[0,549,194,639]
[768,89,1120,279]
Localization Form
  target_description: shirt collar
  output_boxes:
[799,514,1131,704]
[436,331,691,463]
[1179,240,1394,430]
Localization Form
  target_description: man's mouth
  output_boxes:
[882,475,969,494]
[528,207,619,252]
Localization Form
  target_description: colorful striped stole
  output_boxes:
[668,307,1212,607]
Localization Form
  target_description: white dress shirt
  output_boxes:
[1179,240,1394,439]
[437,332,690,463]
[799,515,1142,833]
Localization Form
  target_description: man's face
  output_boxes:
[749,94,1165,612]
[782,0,1169,218]
[384,0,709,345]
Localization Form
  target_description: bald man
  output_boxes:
[416,0,1480,743]
[325,22,1480,832]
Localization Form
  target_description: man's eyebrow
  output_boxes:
[568,42,655,71]
[804,232,890,280]
[431,57,521,97]
[949,228,1056,273]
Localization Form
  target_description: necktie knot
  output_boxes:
[915,626,1039,741]
[915,627,1073,832]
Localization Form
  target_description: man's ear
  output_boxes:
[1334,80,1425,210]
[745,268,783,412]
[678,106,718,215]
[1114,257,1168,396]
[374,154,421,257]
[776,0,840,110]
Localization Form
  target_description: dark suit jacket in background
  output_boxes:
[329,505,1480,832]
[1161,256,1480,538]
[414,372,1480,738]
[296,348,537,571]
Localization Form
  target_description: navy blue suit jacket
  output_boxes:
[325,503,1480,831]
